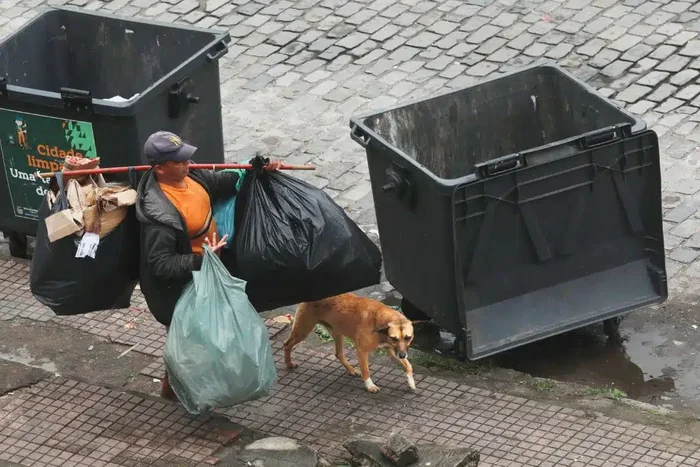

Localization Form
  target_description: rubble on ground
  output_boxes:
[343,434,479,467]
[236,436,331,466]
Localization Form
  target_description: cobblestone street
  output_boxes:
[4,0,700,465]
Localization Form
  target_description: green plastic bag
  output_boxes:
[164,246,277,414]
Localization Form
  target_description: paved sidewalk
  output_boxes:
[4,256,700,465]
[239,340,700,466]
[2,314,700,466]
[0,379,242,467]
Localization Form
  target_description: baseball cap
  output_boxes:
[143,131,197,163]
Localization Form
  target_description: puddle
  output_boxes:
[0,345,58,373]
[386,291,698,412]
[409,318,700,411]
[350,295,700,413]
[492,325,679,405]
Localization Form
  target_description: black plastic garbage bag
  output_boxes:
[30,172,140,316]
[222,157,383,312]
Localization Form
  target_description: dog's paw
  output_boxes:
[285,362,299,370]
[407,375,416,391]
[347,368,361,377]
[364,378,380,393]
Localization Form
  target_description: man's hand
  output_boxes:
[266,160,284,171]
[204,232,228,255]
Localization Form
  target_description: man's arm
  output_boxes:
[214,168,246,201]
[203,158,283,203]
[144,224,202,281]
[197,168,244,204]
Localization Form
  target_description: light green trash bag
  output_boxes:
[163,245,277,414]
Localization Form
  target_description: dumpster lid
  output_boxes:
[452,130,667,360]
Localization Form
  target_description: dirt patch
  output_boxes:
[0,319,155,390]
[0,360,49,398]
[122,374,164,397]
[0,460,26,467]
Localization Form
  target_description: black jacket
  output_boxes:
[135,168,243,326]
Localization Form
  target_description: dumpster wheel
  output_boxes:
[603,316,622,339]
[454,334,468,361]
[6,232,29,259]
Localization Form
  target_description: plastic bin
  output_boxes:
[350,62,667,360]
[0,7,231,258]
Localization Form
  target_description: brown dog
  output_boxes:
[283,293,416,393]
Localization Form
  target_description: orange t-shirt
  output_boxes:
[159,177,218,255]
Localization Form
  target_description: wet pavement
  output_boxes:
[495,295,700,414]
[494,322,680,408]
[6,335,700,466]
[392,291,689,411]
[407,305,700,414]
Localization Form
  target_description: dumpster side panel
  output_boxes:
[0,8,229,244]
[454,131,666,359]
[364,144,463,334]
[134,62,225,165]
[0,103,101,236]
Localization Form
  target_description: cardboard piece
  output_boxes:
[46,209,81,243]
[100,189,137,212]
[44,169,134,242]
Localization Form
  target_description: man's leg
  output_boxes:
[161,325,178,401]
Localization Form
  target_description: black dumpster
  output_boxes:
[0,7,231,258]
[350,62,667,360]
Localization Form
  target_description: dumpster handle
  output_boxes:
[351,124,370,148]
[206,41,229,62]
[580,124,631,149]
[382,164,416,209]
[476,154,525,178]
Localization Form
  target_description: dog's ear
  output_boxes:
[375,325,390,335]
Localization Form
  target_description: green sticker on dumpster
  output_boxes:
[0,109,97,221]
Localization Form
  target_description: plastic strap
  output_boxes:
[52,171,70,212]
[127,166,139,190]
[250,154,270,175]
[190,208,214,240]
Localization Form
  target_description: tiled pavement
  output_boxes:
[3,253,700,466]
[227,338,700,466]
[0,379,243,467]
[2,255,700,466]
[4,319,700,466]
[0,259,290,358]
[4,0,700,464]
[1,259,166,356]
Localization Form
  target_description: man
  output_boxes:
[135,130,282,400]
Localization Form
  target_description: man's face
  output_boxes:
[154,160,189,183]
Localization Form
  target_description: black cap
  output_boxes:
[143,131,197,163]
